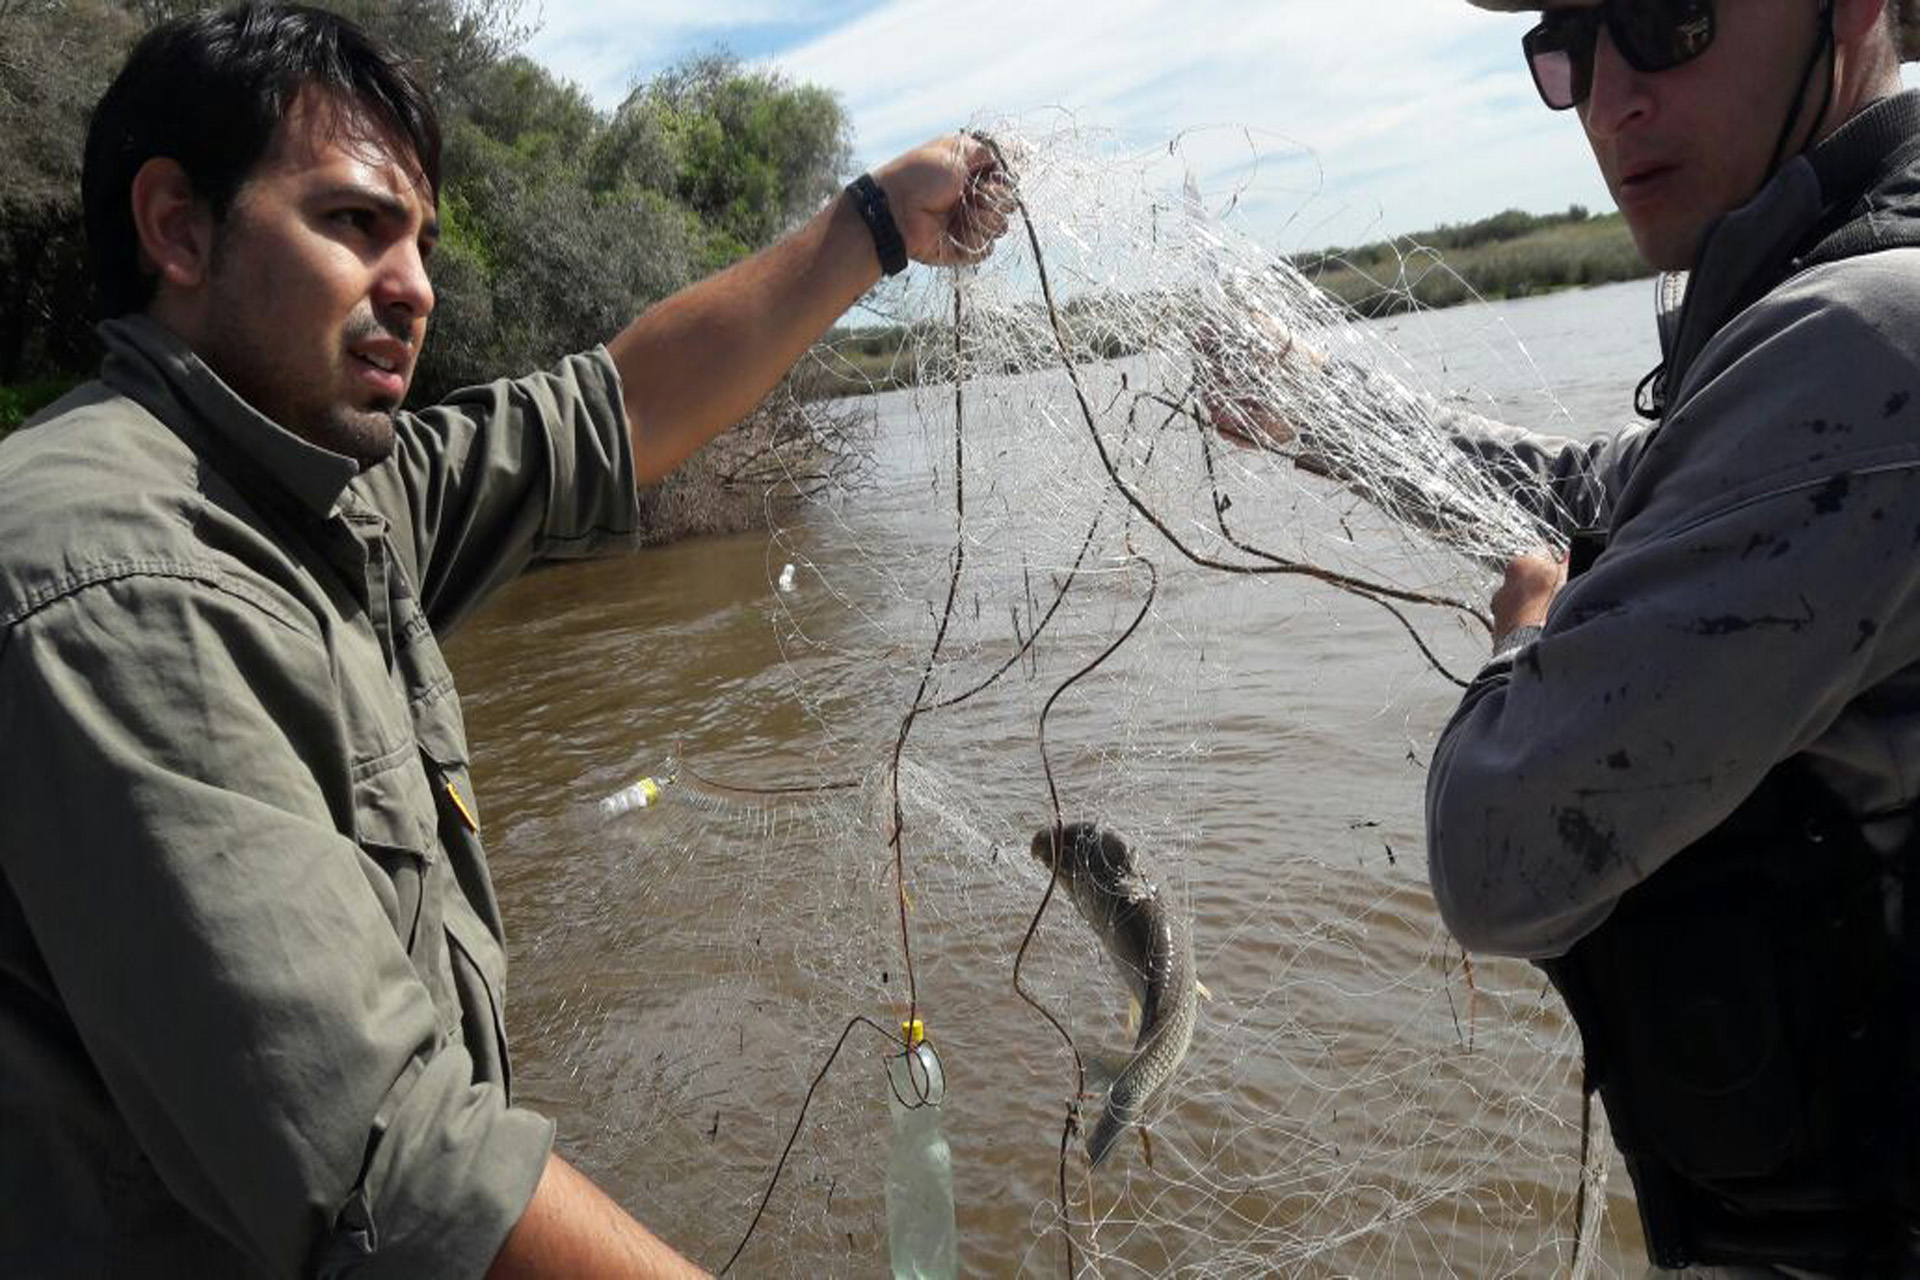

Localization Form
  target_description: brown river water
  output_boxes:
[443,280,1664,1276]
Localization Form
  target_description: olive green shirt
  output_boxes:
[0,316,643,1276]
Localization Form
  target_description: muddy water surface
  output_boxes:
[444,280,1665,1276]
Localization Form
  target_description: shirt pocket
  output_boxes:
[391,552,516,1089]
[399,601,510,942]
[350,746,439,958]
[411,685,509,934]
[413,728,519,1095]
[442,900,514,1098]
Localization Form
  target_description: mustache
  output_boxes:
[342,310,414,351]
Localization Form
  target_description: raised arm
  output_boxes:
[608,134,1007,485]
[1199,303,1645,541]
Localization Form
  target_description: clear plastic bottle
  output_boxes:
[884,1021,958,1280]
[598,776,665,817]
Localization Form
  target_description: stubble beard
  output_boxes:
[315,401,400,472]
[327,308,409,469]
[203,310,401,471]
[201,228,403,472]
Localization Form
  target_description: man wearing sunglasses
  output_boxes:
[1421,0,1920,1271]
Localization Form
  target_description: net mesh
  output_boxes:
[478,120,1637,1276]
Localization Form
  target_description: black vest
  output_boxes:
[1543,544,1920,1271]
[1536,96,1920,1271]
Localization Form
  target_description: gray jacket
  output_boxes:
[1427,92,1920,960]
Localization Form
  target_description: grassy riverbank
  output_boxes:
[1296,206,1650,316]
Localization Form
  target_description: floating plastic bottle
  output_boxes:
[598,775,667,817]
[884,1020,958,1280]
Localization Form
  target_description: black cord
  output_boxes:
[716,1015,905,1275]
[1765,0,1839,180]
[1013,555,1162,1279]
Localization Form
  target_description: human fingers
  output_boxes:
[1502,551,1566,592]
[958,129,1008,185]
[875,131,1026,266]
[1490,550,1566,639]
[872,136,975,259]
[943,134,1017,257]
[1202,392,1295,450]
[946,197,1011,264]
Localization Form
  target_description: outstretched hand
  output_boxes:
[873,134,1013,267]
[1196,305,1324,453]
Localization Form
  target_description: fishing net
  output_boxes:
[450,119,1640,1275]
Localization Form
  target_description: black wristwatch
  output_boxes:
[847,174,908,277]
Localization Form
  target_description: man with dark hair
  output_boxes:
[0,4,1003,1275]
[1424,0,1920,1272]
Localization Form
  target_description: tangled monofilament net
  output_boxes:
[501,119,1633,1276]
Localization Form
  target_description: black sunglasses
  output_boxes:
[1522,0,1716,110]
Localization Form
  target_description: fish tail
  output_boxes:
[1085,1108,1127,1168]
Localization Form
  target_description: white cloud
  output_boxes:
[523,0,802,105]
[531,0,1619,247]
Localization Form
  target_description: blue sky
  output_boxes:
[525,1,1619,250]
[524,2,1915,252]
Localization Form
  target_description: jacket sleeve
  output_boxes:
[1299,356,1646,550]
[1438,404,1651,538]
[1425,256,1920,959]
[372,347,646,636]
[0,576,553,1277]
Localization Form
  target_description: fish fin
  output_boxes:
[1139,1125,1156,1171]
[1126,994,1143,1036]
[1195,979,1214,1002]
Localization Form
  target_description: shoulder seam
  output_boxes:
[0,561,317,639]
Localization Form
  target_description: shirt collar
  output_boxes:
[99,314,363,520]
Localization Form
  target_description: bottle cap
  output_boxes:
[901,1018,926,1048]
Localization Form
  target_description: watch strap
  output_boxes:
[847,173,909,277]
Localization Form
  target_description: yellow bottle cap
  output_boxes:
[901,1018,926,1047]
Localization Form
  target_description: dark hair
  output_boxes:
[82,2,442,318]
[1891,0,1919,62]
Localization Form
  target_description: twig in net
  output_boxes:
[1014,552,1161,1277]
[716,1014,904,1275]
[975,134,1493,646]
[1194,417,1473,689]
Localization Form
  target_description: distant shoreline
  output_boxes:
[787,207,1650,402]
[1295,206,1651,318]
[3,209,1650,432]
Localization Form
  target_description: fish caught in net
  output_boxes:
[453,118,1639,1275]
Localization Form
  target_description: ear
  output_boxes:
[129,158,218,294]
[1834,0,1889,48]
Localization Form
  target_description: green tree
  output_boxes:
[321,0,534,109]
[412,104,696,398]
[622,52,851,269]
[0,1,864,521]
